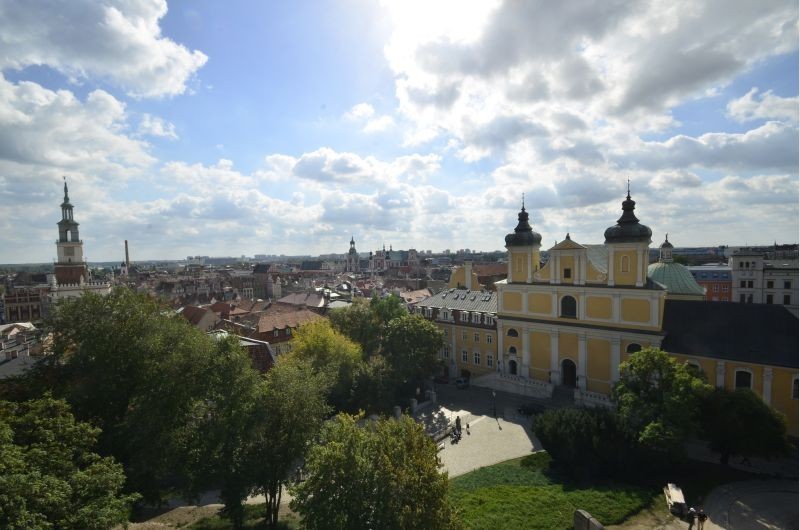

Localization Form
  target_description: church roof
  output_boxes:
[550,235,585,251]
[417,288,497,314]
[505,200,542,247]
[661,300,798,368]
[647,262,705,297]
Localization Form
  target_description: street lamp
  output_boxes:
[491,389,497,418]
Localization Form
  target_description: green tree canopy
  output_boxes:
[291,414,460,530]
[0,396,138,530]
[248,358,330,530]
[383,313,444,384]
[23,287,264,503]
[700,388,789,465]
[329,295,406,357]
[613,348,711,458]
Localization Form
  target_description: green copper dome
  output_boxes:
[647,261,705,297]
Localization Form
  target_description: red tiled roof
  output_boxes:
[253,304,323,333]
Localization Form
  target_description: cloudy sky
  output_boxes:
[0,0,797,263]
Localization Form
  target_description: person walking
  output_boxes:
[697,508,708,530]
[687,506,696,529]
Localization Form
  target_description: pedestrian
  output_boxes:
[687,506,696,529]
[455,416,461,434]
[697,508,707,530]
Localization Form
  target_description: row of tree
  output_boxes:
[534,348,790,480]
[1,288,453,529]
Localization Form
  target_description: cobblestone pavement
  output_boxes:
[701,479,799,530]
[431,382,542,478]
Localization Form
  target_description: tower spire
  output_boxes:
[63,176,70,203]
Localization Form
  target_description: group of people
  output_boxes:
[687,506,708,529]
[450,416,468,444]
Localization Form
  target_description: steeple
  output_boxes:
[54,178,88,284]
[58,177,80,243]
[504,196,542,247]
[659,234,674,263]
[603,184,652,244]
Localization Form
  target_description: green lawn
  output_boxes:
[449,452,656,530]
[449,451,767,530]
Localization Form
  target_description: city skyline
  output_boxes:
[0,0,798,263]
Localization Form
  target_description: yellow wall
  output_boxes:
[504,292,522,312]
[558,332,578,360]
[536,260,551,281]
[529,293,551,314]
[726,364,763,396]
[560,255,575,285]
[447,267,482,290]
[614,250,638,286]
[621,298,650,323]
[586,296,612,319]
[772,369,799,437]
[511,251,528,283]
[530,331,550,371]
[587,339,610,381]
[588,380,612,394]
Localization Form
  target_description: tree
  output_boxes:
[291,414,460,530]
[289,320,364,411]
[383,314,444,385]
[249,358,330,530]
[23,287,264,503]
[329,295,406,358]
[613,348,711,459]
[0,396,138,530]
[700,388,789,465]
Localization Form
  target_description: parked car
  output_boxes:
[455,377,469,389]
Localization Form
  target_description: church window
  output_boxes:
[515,256,523,272]
[563,268,572,279]
[507,328,518,337]
[508,346,517,355]
[626,343,642,354]
[560,296,577,318]
[734,369,752,390]
[621,255,630,273]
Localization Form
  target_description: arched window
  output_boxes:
[621,255,630,273]
[560,296,577,318]
[508,346,517,355]
[735,369,752,390]
[626,343,642,354]
[507,328,519,337]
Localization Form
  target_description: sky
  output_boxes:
[0,0,797,263]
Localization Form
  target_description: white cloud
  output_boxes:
[139,114,178,139]
[0,0,208,98]
[727,87,799,123]
[363,115,395,133]
[344,102,375,120]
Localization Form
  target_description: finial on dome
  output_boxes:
[626,178,631,199]
[522,192,525,211]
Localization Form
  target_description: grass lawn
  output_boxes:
[189,503,300,530]
[450,452,655,530]
[449,451,765,530]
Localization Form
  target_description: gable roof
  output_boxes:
[661,300,798,368]
[252,304,323,333]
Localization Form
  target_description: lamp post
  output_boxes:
[491,389,497,418]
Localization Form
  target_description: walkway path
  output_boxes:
[702,479,798,530]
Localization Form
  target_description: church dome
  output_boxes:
[505,203,542,247]
[647,261,705,298]
[604,191,652,244]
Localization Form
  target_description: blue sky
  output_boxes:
[0,0,797,262]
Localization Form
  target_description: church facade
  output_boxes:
[417,191,798,435]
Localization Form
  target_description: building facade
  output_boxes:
[687,263,732,302]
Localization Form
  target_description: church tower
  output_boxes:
[504,196,542,283]
[603,185,652,287]
[346,236,360,273]
[54,179,89,284]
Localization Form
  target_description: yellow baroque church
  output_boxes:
[417,191,798,436]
